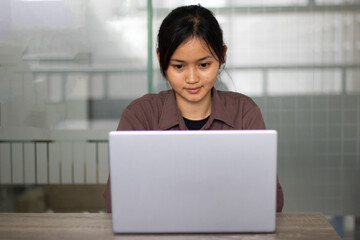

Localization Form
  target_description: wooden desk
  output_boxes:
[0,212,340,240]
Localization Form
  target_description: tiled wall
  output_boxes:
[254,94,360,215]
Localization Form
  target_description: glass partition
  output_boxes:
[0,0,148,212]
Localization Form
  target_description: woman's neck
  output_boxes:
[175,95,212,120]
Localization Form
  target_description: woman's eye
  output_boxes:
[174,65,183,69]
[200,63,209,68]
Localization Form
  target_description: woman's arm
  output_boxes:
[103,107,148,213]
[243,104,284,212]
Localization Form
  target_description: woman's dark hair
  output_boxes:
[157,5,226,78]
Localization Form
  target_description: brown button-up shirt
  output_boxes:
[103,88,284,212]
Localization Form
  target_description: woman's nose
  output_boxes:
[185,67,200,84]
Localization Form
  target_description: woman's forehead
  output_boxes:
[171,37,214,60]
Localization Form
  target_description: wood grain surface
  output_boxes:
[0,212,341,240]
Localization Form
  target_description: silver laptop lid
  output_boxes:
[109,130,277,233]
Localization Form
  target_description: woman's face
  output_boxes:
[165,37,222,111]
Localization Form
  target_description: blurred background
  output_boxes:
[0,0,359,239]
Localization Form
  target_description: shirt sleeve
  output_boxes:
[103,177,112,213]
[103,106,148,213]
[117,107,149,130]
[276,176,284,212]
[242,104,266,130]
[242,101,285,212]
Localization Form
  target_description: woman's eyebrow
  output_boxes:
[170,56,213,62]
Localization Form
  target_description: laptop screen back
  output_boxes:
[109,130,277,233]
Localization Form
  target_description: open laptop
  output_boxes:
[109,130,278,233]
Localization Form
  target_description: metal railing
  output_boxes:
[0,139,108,185]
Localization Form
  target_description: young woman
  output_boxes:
[103,5,284,212]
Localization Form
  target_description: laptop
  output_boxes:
[109,130,277,233]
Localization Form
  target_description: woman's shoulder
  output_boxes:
[126,90,172,110]
[118,90,174,130]
[213,89,265,129]
[214,89,258,107]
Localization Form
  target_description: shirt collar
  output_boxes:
[158,88,235,130]
[158,89,183,130]
[210,88,235,128]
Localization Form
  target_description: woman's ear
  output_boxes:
[156,48,160,63]
[223,45,228,63]
[157,48,167,79]
[218,45,228,69]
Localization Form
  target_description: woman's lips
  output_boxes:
[185,87,201,94]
